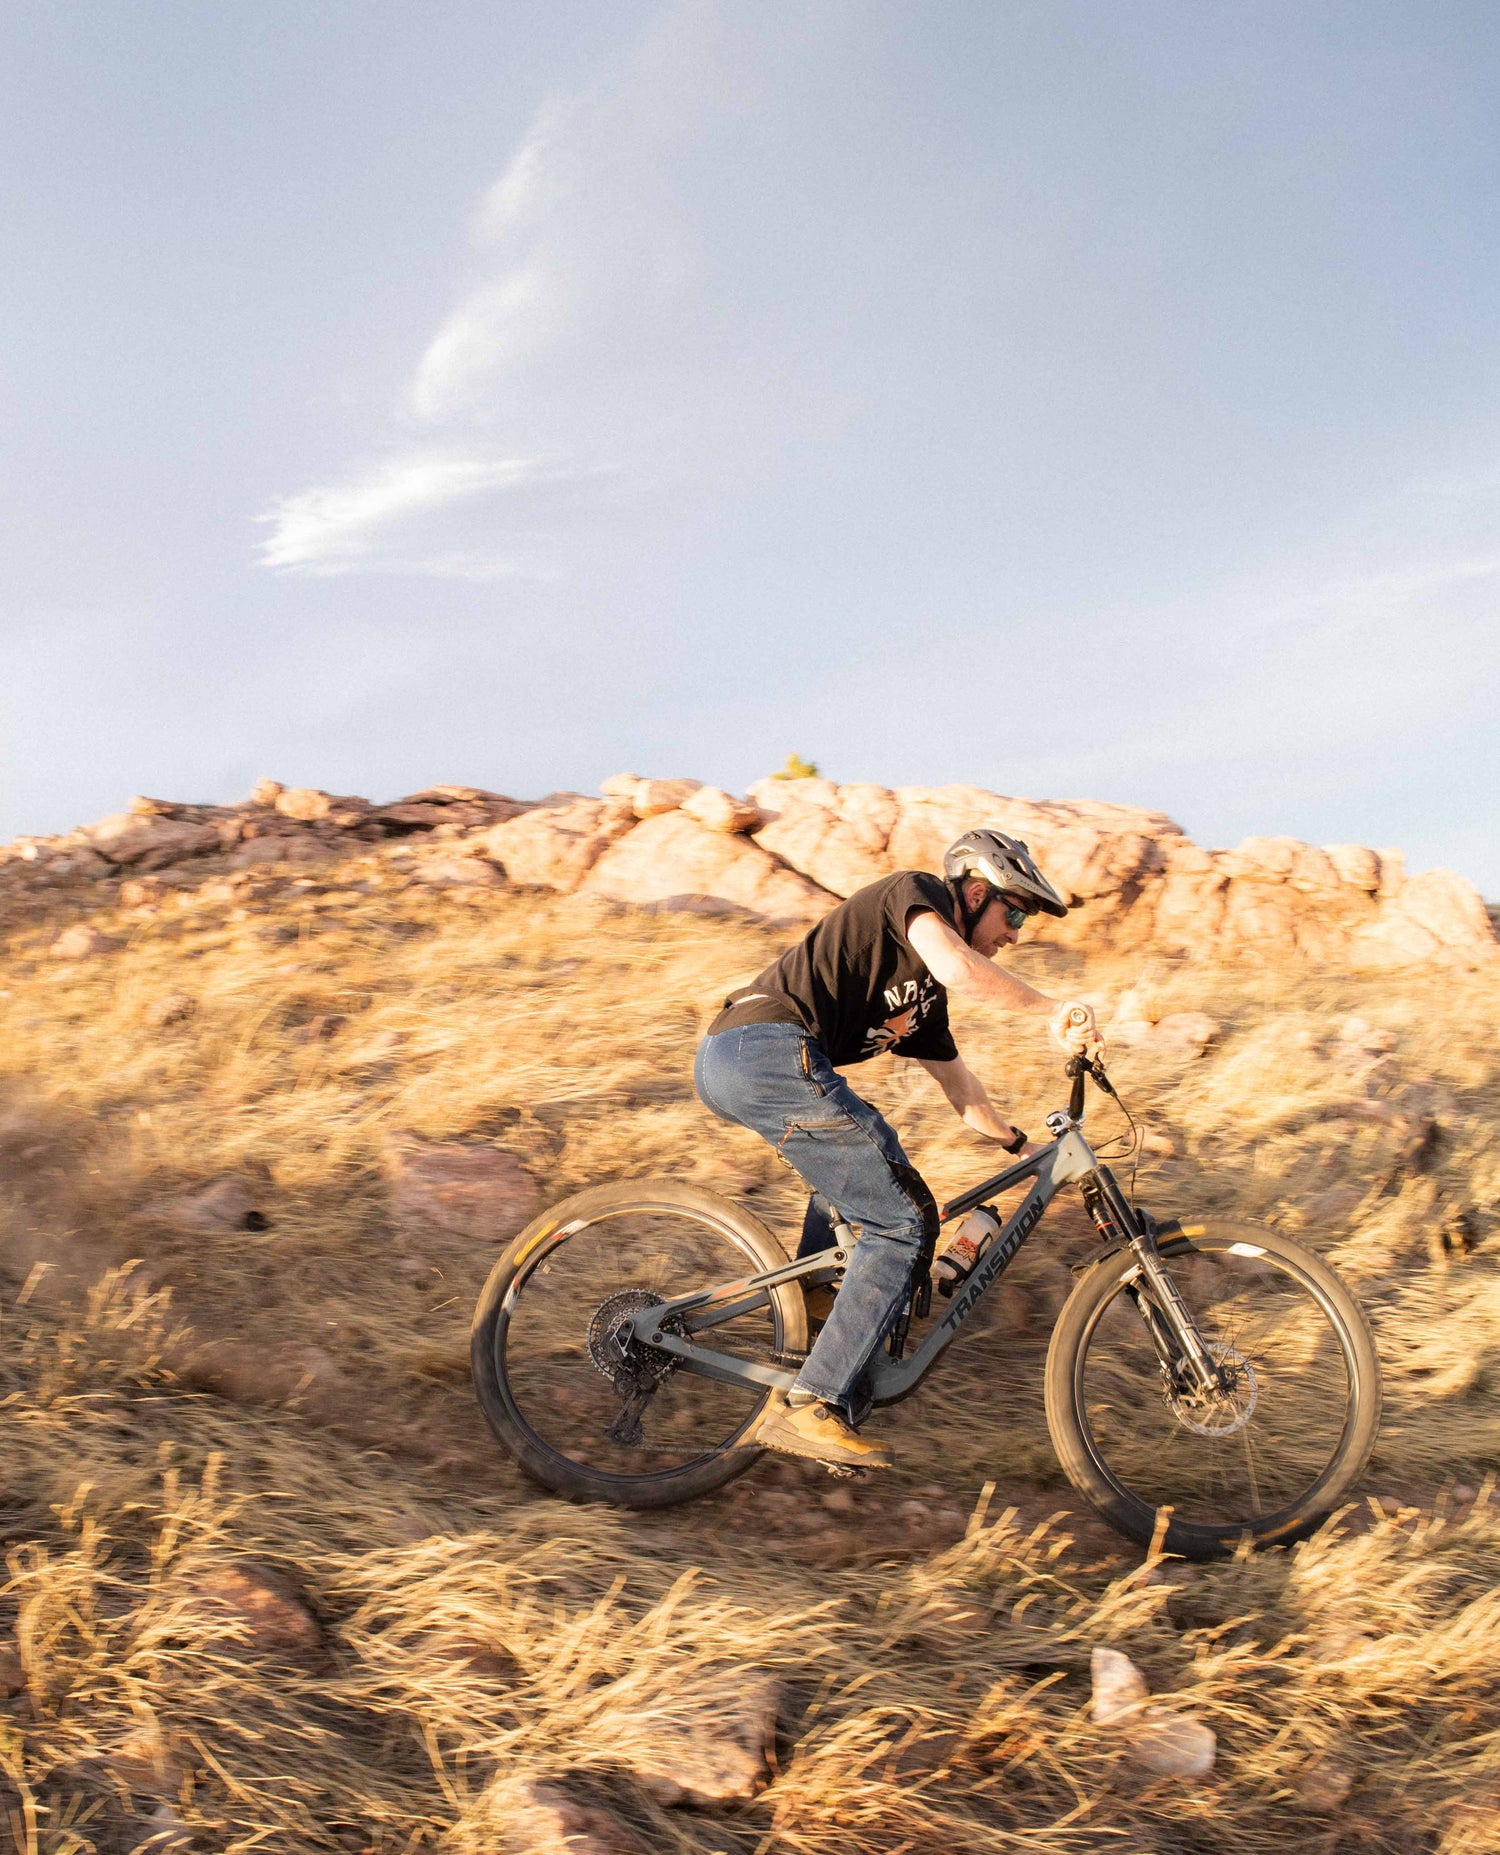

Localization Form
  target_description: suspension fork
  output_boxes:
[1081,1168,1223,1394]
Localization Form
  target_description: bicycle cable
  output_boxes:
[1088,1063,1145,1210]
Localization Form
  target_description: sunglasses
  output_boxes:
[997,895,1037,931]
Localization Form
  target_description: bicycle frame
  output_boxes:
[621,1119,1108,1407]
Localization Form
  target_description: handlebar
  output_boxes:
[1065,1052,1116,1122]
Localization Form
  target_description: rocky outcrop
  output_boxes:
[0,771,1491,968]
[580,811,834,926]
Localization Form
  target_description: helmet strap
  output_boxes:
[949,876,992,945]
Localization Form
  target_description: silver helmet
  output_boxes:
[944,828,1069,928]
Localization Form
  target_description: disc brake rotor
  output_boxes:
[1164,1345,1258,1437]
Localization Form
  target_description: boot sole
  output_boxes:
[756,1416,893,1472]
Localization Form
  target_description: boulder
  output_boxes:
[1091,1647,1149,1725]
[274,787,347,823]
[615,1671,783,1808]
[1090,1647,1216,1779]
[384,1135,538,1242]
[630,777,702,818]
[1353,868,1498,967]
[137,1178,269,1235]
[49,924,123,959]
[679,786,764,834]
[1324,844,1382,892]
[181,1562,324,1668]
[465,1775,640,1854]
[582,812,836,926]
[88,815,221,870]
[481,799,637,893]
[751,780,896,897]
[407,855,506,889]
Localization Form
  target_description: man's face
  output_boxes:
[965,880,1024,957]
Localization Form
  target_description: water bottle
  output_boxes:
[933,1206,1003,1297]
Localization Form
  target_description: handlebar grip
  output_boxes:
[1067,1057,1086,1120]
[1066,1006,1090,1027]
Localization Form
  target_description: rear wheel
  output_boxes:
[471,1180,807,1508]
[1045,1221,1381,1558]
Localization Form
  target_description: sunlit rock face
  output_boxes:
[0,772,1493,966]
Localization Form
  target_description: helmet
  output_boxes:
[944,828,1069,931]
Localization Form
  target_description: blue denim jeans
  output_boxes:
[694,1021,935,1417]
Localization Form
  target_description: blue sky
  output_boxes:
[3,1,1497,889]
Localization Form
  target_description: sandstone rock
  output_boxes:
[182,1562,324,1667]
[249,779,284,806]
[89,815,221,870]
[1353,867,1497,967]
[630,777,702,818]
[582,811,836,926]
[138,1177,269,1234]
[1376,848,1406,897]
[474,1775,640,1854]
[274,787,342,822]
[679,786,764,833]
[1130,1709,1217,1779]
[617,1671,782,1807]
[1292,1755,1356,1811]
[407,855,506,889]
[599,772,644,799]
[1091,1647,1148,1724]
[481,799,637,893]
[751,780,896,897]
[1091,1648,1215,1778]
[120,876,171,908]
[50,923,123,959]
[385,1135,538,1242]
[1218,836,1339,891]
[129,795,183,817]
[1325,844,1382,892]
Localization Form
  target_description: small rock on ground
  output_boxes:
[50,924,123,959]
[181,1561,325,1668]
[137,1178,269,1234]
[385,1134,538,1241]
[469,1774,640,1854]
[615,1671,783,1808]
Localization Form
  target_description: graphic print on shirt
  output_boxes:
[860,973,944,1059]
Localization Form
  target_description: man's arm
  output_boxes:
[916,1053,1038,1149]
[906,908,1101,1054]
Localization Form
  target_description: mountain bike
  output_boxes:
[470,1057,1382,1559]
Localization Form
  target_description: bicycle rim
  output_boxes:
[493,1197,785,1486]
[1070,1233,1363,1533]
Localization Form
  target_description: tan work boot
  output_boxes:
[755,1393,894,1471]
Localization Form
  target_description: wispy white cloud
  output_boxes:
[258,452,550,576]
[407,258,559,425]
[256,5,752,578]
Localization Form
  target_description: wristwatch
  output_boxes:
[1001,1126,1028,1154]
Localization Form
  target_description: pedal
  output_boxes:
[824,1464,868,1482]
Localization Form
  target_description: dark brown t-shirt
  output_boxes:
[708,870,960,1066]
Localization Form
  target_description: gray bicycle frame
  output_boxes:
[620,1124,1103,1405]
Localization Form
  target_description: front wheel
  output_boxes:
[1045,1220,1381,1558]
[471,1180,807,1508]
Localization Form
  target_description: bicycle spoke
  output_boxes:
[1075,1238,1353,1528]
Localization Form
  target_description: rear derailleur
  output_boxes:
[586,1288,678,1447]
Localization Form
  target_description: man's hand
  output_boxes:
[1050,1001,1105,1059]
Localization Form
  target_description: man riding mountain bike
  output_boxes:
[694,828,1103,1473]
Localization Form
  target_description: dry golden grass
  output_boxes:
[0,846,1495,1850]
